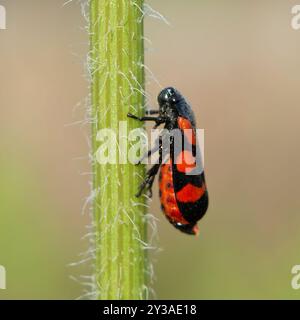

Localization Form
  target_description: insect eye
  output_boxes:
[170,96,177,103]
[168,96,177,104]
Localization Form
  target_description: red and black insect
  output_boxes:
[128,87,208,235]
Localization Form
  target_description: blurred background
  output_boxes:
[1,0,300,299]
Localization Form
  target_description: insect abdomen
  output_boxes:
[159,164,188,225]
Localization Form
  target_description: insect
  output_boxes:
[127,87,208,235]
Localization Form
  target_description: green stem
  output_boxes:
[90,0,147,300]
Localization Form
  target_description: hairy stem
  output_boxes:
[90,0,147,300]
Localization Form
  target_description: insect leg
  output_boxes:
[128,113,159,122]
[136,163,161,198]
[137,128,172,165]
[127,113,166,126]
[145,110,159,115]
[146,175,156,198]
[136,139,162,165]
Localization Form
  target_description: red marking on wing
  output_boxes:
[177,117,196,145]
[178,117,193,130]
[176,150,196,174]
[176,183,205,203]
[159,164,189,225]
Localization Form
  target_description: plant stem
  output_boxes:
[90,0,147,300]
